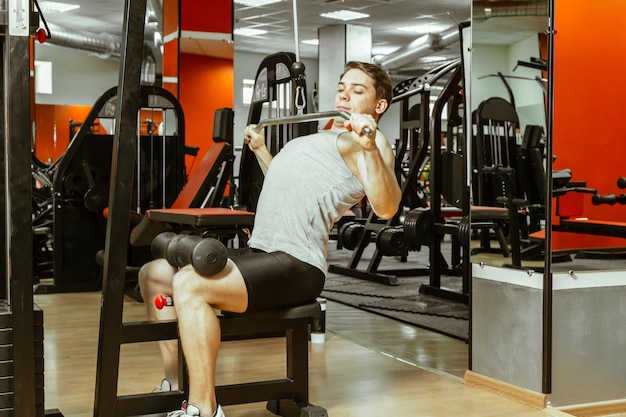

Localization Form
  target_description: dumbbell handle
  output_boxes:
[155,294,173,309]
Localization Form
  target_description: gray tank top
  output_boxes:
[248,130,365,274]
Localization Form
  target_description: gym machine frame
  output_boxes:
[0,1,61,415]
[41,84,187,293]
[238,51,317,213]
[422,62,470,302]
[94,39,328,416]
[93,0,150,414]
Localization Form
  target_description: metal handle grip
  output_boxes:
[253,110,350,133]
[253,110,375,137]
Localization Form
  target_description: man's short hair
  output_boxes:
[344,61,393,112]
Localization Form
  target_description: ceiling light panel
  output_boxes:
[320,10,370,22]
[396,23,451,34]
[234,27,269,37]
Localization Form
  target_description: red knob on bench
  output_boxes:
[155,294,173,309]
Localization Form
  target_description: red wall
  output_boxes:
[181,0,232,35]
[553,0,626,222]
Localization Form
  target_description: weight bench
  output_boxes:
[113,299,327,417]
[98,208,328,417]
[218,302,327,416]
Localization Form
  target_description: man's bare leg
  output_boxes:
[169,260,248,416]
[139,258,180,389]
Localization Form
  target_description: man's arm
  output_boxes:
[354,130,402,219]
[244,125,273,175]
[341,113,401,219]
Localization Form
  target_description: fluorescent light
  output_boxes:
[302,39,319,46]
[234,27,268,37]
[234,0,282,6]
[38,1,80,13]
[320,10,369,21]
[396,23,450,34]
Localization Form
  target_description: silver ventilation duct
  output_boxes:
[40,0,162,59]
[45,22,123,59]
[374,26,460,71]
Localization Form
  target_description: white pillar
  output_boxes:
[318,24,371,112]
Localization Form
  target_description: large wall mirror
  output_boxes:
[469,0,549,272]
[471,0,626,407]
[468,0,553,397]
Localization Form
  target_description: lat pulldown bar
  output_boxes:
[254,110,374,136]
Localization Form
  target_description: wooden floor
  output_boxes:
[32,291,588,417]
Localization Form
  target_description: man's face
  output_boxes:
[334,68,380,118]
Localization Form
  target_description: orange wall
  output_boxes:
[553,0,626,222]
[162,0,234,177]
[179,53,234,177]
[551,0,626,250]
[34,104,93,163]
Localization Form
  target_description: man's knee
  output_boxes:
[139,258,176,288]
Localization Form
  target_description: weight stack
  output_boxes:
[0,302,45,416]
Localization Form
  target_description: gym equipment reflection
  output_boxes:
[469,6,550,271]
[330,59,467,296]
[471,0,626,408]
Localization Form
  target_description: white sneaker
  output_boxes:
[151,378,171,393]
[166,401,225,417]
[213,404,225,417]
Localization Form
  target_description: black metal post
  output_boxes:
[542,0,555,395]
[0,8,6,305]
[93,0,147,415]
[3,6,37,415]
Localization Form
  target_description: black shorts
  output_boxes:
[229,248,326,312]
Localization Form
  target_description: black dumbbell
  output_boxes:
[151,231,180,265]
[151,232,228,276]
[151,232,195,267]
[173,234,203,267]
[189,237,228,276]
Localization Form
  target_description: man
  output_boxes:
[138,61,401,417]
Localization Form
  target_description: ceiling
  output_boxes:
[34,0,548,77]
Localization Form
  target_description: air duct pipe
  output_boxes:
[45,22,122,59]
[39,0,162,59]
[374,26,460,71]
